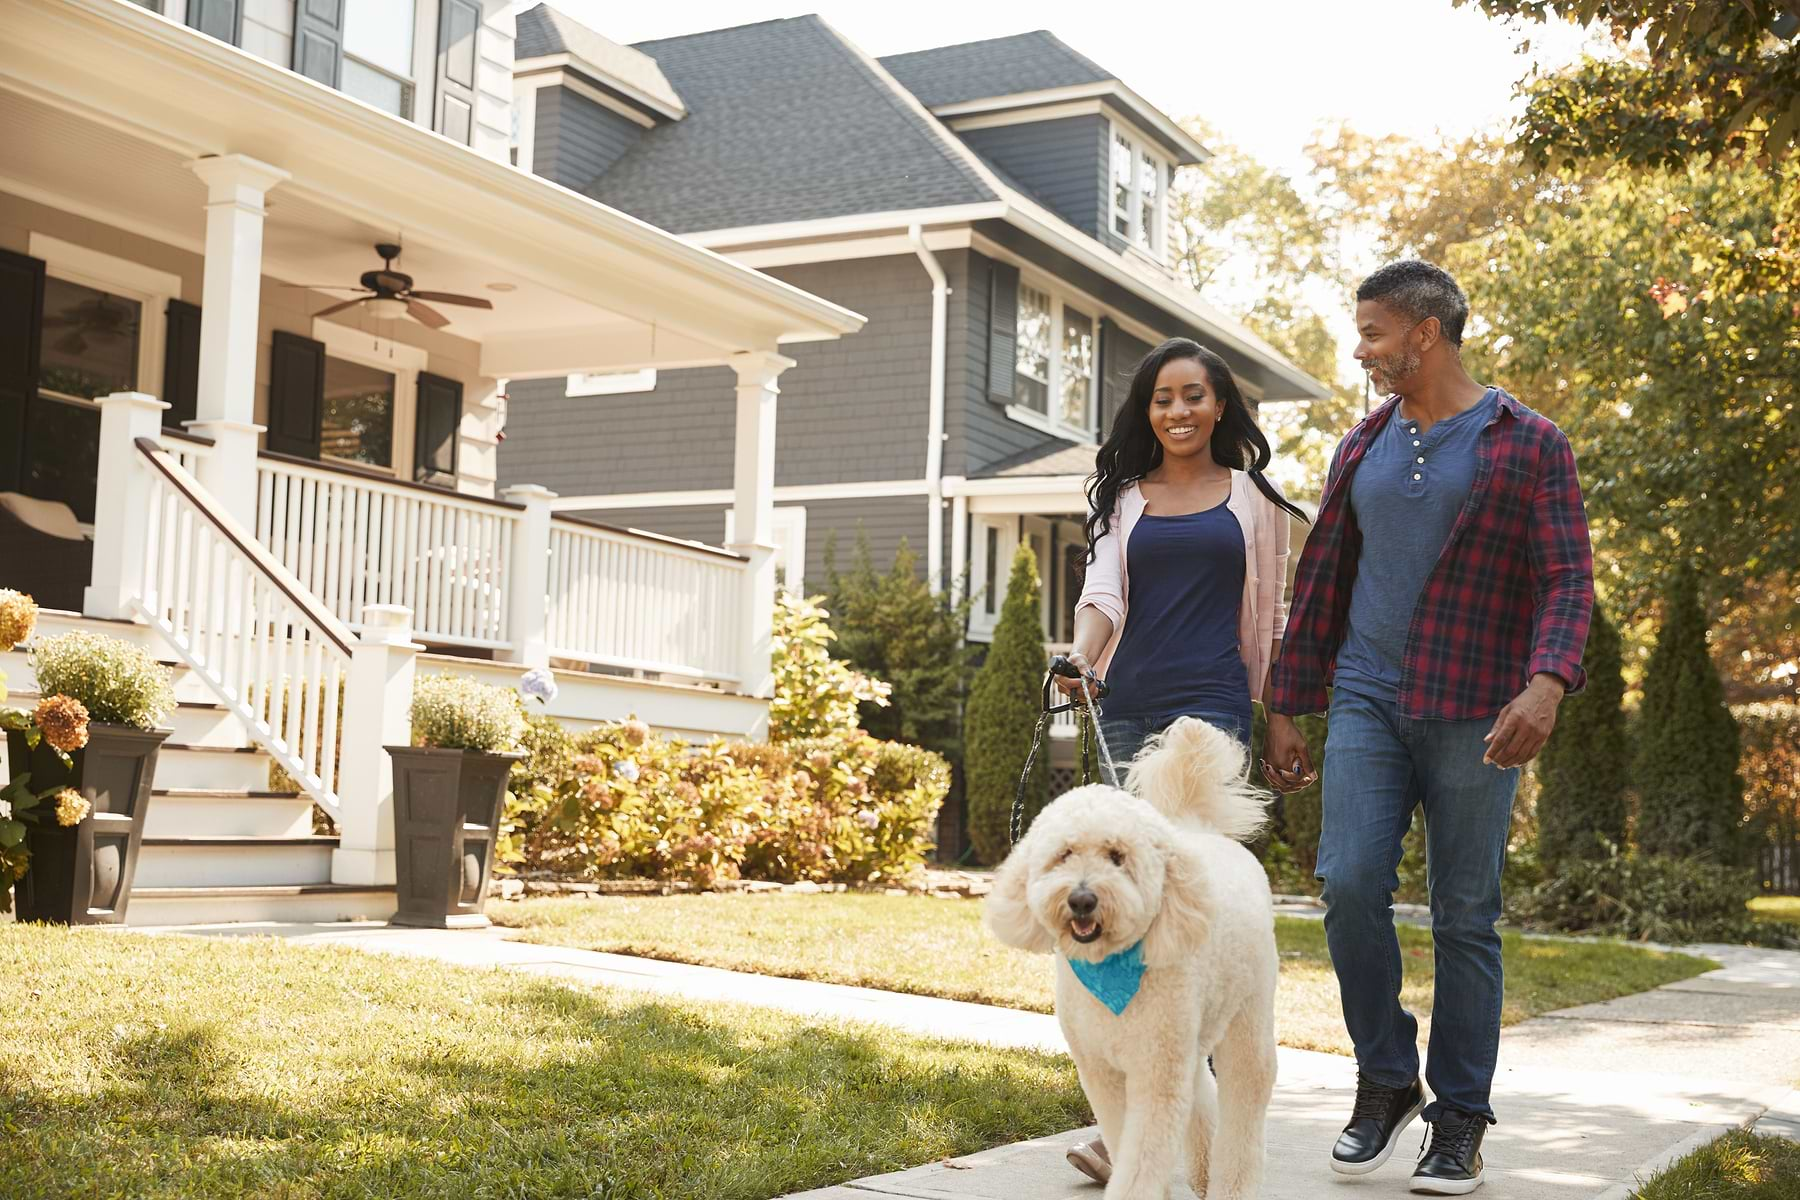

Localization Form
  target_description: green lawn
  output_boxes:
[0,925,1089,1199]
[1630,1129,1800,1199]
[494,893,1717,1057]
[1751,895,1800,926]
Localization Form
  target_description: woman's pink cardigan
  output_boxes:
[1075,471,1292,703]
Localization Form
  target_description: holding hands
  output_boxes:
[1260,712,1318,793]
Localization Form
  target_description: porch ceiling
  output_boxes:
[0,0,864,376]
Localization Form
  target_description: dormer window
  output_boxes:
[1111,125,1167,256]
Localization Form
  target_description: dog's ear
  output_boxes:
[984,837,1056,954]
[1142,836,1214,968]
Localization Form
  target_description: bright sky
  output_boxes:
[540,0,1607,178]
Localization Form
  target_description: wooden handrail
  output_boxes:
[550,512,747,562]
[257,448,527,512]
[134,438,356,657]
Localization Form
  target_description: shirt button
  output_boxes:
[1413,439,1421,447]
[1413,473,1422,481]
[1417,456,1425,464]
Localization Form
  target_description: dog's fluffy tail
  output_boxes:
[1125,716,1271,843]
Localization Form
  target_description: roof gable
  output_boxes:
[517,4,685,118]
[878,31,1113,108]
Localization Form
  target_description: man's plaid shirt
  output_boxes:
[1269,390,1594,721]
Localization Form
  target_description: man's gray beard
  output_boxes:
[1370,348,1421,394]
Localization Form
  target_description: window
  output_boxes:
[1015,283,1051,415]
[566,369,657,397]
[983,526,999,617]
[322,355,396,468]
[1110,125,1168,255]
[1060,540,1082,643]
[39,277,141,401]
[1060,307,1095,430]
[343,0,416,118]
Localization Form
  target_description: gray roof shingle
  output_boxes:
[878,31,1115,108]
[583,16,997,233]
[516,5,685,116]
[974,439,1100,479]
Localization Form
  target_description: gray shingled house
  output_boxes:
[498,7,1329,657]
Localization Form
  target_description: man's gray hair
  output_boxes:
[1357,260,1469,347]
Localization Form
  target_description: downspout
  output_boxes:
[909,224,949,592]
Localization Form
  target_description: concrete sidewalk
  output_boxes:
[148,921,1800,1198]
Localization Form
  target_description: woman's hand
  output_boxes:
[1053,651,1104,697]
[1260,712,1318,793]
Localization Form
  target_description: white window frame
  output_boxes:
[1004,272,1098,444]
[29,233,179,409]
[968,514,1020,642]
[341,0,419,120]
[312,319,429,477]
[1108,121,1169,257]
[723,505,807,595]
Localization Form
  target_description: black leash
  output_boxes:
[1009,655,1121,844]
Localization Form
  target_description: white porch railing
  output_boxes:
[134,438,354,819]
[545,516,745,682]
[254,454,516,651]
[162,428,212,476]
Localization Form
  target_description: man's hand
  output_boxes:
[1483,674,1567,768]
[1260,712,1318,793]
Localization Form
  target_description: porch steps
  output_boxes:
[3,609,397,926]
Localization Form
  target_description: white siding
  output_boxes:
[473,0,514,164]
[239,0,294,71]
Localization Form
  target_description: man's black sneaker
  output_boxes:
[1329,1075,1426,1175]
[1410,1109,1487,1194]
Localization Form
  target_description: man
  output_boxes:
[1262,261,1594,1194]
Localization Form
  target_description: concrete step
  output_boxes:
[126,883,395,927]
[145,789,316,839]
[133,835,337,889]
[154,744,272,792]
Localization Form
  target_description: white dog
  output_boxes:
[985,717,1279,1199]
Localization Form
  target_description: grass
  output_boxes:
[1750,896,1800,926]
[494,892,1717,1057]
[1630,1130,1800,1199]
[0,925,1090,1199]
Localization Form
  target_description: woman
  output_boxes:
[1055,338,1309,1184]
[1060,336,1309,765]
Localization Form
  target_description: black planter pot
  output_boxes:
[7,722,169,924]
[385,745,523,929]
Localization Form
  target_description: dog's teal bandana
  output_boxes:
[1066,940,1146,1015]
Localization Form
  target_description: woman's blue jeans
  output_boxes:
[1099,708,1252,769]
[1317,687,1519,1124]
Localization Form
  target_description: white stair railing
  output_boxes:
[134,438,355,820]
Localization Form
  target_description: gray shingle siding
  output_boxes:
[498,255,934,497]
[533,86,643,191]
[959,115,1108,240]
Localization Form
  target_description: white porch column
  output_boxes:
[331,604,421,887]
[501,484,557,669]
[187,154,289,527]
[82,392,169,620]
[724,350,796,700]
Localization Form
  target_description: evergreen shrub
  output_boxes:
[1537,604,1631,864]
[964,543,1048,864]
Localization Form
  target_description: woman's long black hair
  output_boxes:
[1084,337,1309,563]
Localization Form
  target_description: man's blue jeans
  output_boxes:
[1316,687,1518,1124]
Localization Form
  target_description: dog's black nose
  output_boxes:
[1067,886,1097,917]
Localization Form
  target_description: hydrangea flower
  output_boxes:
[53,788,91,827]
[612,759,640,783]
[856,809,880,830]
[34,694,90,754]
[518,667,558,706]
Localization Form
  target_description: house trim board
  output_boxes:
[944,100,1105,132]
[513,66,659,131]
[928,81,1210,164]
[512,52,686,123]
[549,479,936,512]
[724,229,972,269]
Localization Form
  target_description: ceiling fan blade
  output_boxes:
[314,297,368,318]
[407,291,494,309]
[54,330,88,356]
[406,299,451,329]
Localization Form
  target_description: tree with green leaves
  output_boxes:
[1634,565,1745,863]
[823,534,973,763]
[1536,603,1631,863]
[963,543,1048,864]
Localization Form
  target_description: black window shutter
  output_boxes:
[0,250,45,493]
[292,0,344,88]
[162,299,202,432]
[435,0,482,146]
[987,260,1019,404]
[186,0,242,44]
[267,330,325,459]
[414,372,462,483]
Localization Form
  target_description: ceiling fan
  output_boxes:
[284,242,493,330]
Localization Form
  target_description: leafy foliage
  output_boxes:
[768,593,890,743]
[1537,604,1632,864]
[502,715,948,888]
[29,631,174,730]
[410,672,525,753]
[1737,703,1800,886]
[1510,849,1792,946]
[963,543,1048,864]
[1634,565,1746,863]
[823,535,972,761]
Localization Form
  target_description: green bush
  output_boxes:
[1634,565,1745,864]
[411,672,525,753]
[1537,603,1631,865]
[1251,706,1327,875]
[964,543,1048,864]
[30,631,174,730]
[824,535,973,763]
[1738,703,1800,889]
[1509,851,1795,947]
[768,593,890,742]
[502,717,949,889]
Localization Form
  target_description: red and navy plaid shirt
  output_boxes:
[1269,390,1594,721]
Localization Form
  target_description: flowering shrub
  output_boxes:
[411,673,525,753]
[0,589,37,652]
[504,714,949,888]
[769,594,890,742]
[30,631,174,730]
[33,695,90,754]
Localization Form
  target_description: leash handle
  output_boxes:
[1010,658,1122,844]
